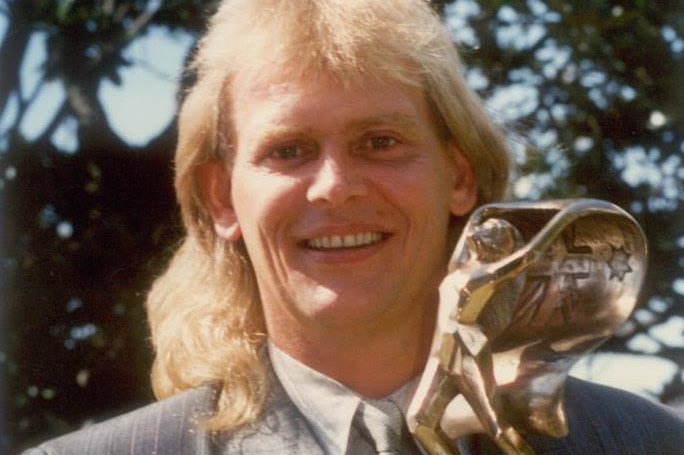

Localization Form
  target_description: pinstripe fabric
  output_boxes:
[23,384,217,455]
[22,375,684,455]
[463,377,684,455]
[25,386,216,455]
[23,376,325,455]
[213,376,325,455]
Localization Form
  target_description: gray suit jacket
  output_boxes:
[24,376,684,454]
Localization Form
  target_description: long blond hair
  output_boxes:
[146,0,511,431]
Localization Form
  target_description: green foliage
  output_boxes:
[0,1,216,452]
[1,0,682,453]
[445,0,683,402]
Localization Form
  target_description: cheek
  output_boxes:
[230,172,269,242]
[231,171,300,239]
[388,168,455,220]
[402,170,457,254]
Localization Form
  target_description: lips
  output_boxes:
[306,232,384,250]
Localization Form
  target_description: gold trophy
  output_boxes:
[407,199,647,455]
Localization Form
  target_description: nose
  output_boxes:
[306,153,368,205]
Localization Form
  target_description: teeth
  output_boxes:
[308,232,383,249]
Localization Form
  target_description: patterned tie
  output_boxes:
[353,399,420,454]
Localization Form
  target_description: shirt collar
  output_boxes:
[267,340,472,455]
[268,340,420,455]
[269,341,360,454]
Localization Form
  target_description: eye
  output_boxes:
[271,145,303,160]
[259,141,315,170]
[367,135,397,150]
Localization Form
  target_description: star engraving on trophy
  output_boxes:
[608,245,632,281]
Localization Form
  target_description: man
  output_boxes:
[25,0,683,454]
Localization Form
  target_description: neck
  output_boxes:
[268,303,437,398]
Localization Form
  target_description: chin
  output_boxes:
[300,288,386,325]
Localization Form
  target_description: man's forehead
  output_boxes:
[232,64,423,103]
[232,65,348,98]
[229,71,428,131]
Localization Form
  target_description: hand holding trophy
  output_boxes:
[407,199,647,455]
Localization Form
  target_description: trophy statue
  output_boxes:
[407,199,647,455]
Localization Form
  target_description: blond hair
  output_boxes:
[146,0,511,432]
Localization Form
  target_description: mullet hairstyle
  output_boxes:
[146,0,511,432]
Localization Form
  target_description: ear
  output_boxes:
[196,161,242,241]
[448,145,477,217]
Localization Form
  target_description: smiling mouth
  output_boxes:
[306,232,385,250]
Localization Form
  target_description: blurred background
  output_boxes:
[1,0,682,453]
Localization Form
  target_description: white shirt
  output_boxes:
[268,341,420,455]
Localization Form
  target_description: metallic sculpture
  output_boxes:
[407,199,647,455]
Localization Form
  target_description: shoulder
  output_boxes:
[22,385,219,455]
[529,377,684,454]
[465,377,684,454]
[23,377,324,455]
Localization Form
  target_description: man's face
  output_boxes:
[205,71,475,341]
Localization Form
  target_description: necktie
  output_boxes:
[353,399,420,454]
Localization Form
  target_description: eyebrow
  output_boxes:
[346,113,422,136]
[254,112,424,148]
